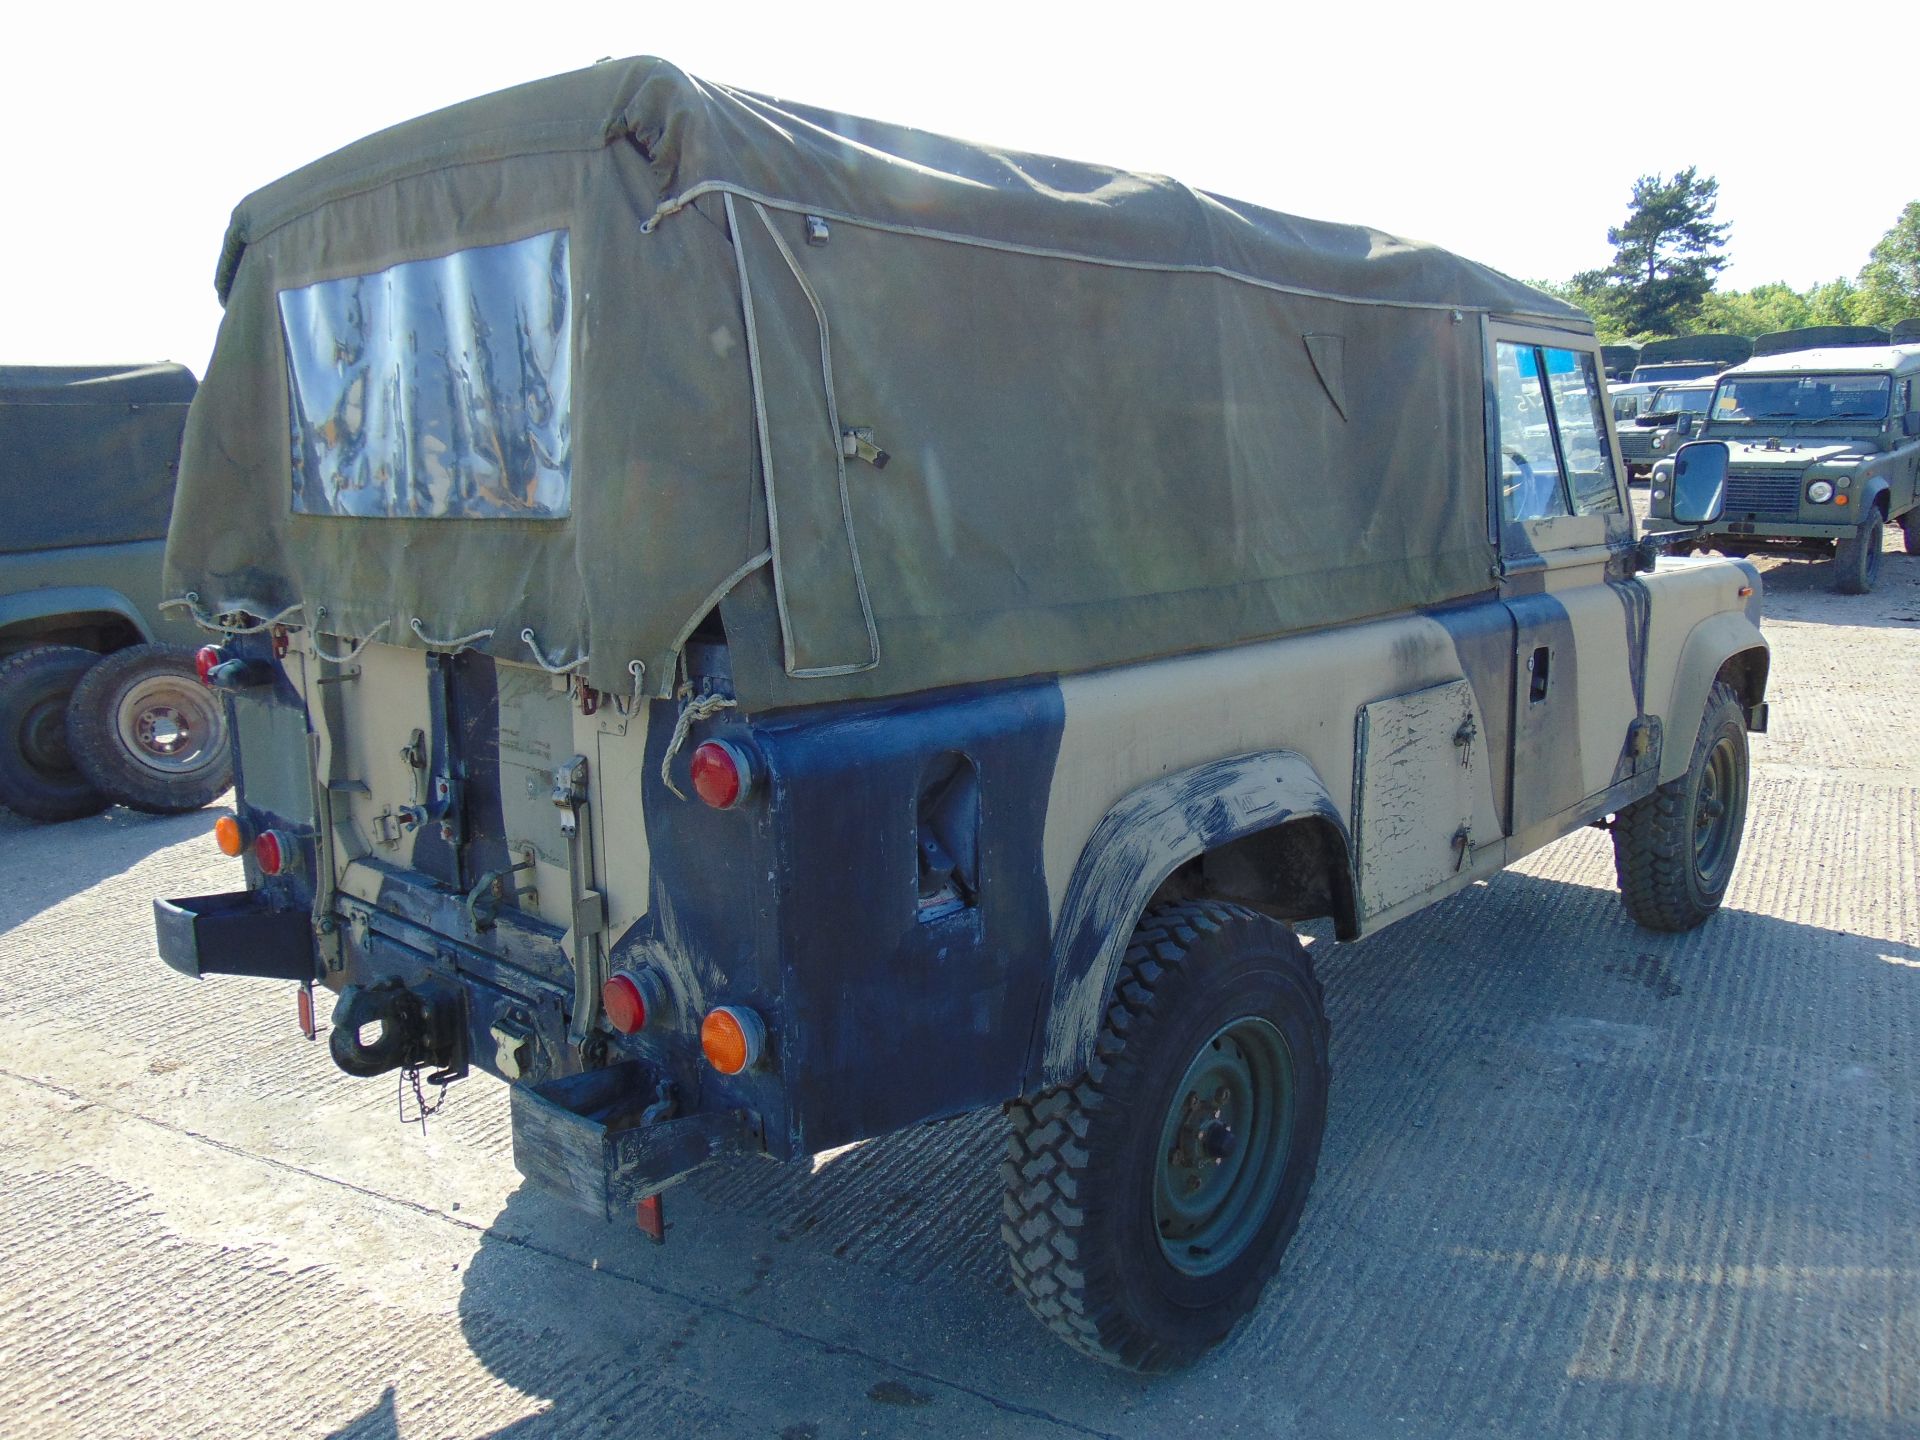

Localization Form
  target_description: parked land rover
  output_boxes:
[154,58,1770,1371]
[1651,346,1920,592]
[1,364,232,820]
[1618,382,1713,477]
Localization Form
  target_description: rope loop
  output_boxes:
[520,627,589,675]
[310,620,392,664]
[659,693,738,800]
[409,617,495,652]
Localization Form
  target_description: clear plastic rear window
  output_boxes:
[279,230,572,519]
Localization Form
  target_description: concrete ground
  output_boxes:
[1,535,1915,1439]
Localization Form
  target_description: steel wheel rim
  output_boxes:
[1694,735,1740,880]
[1153,1015,1294,1277]
[115,676,225,777]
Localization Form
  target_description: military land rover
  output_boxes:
[1651,346,1920,592]
[1,364,232,820]
[154,58,1770,1371]
[1617,381,1713,478]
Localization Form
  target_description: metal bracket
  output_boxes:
[840,427,891,469]
[551,755,609,1048]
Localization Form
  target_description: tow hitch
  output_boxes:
[328,977,467,1081]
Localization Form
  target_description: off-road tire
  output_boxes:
[1612,680,1749,932]
[65,644,232,814]
[1002,900,1329,1371]
[1900,508,1919,555]
[1833,511,1885,594]
[0,645,111,823]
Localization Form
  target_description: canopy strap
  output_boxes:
[659,693,738,801]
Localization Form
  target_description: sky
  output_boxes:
[4,0,1909,371]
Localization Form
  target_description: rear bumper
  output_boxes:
[510,1061,754,1216]
[154,890,317,981]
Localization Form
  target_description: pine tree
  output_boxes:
[1596,169,1730,336]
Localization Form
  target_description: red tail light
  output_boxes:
[254,829,294,876]
[194,645,225,685]
[690,740,753,810]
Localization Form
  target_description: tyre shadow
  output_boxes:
[0,799,230,935]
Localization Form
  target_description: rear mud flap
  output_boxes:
[509,1061,751,1222]
[154,891,316,981]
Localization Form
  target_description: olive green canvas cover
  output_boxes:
[3,364,196,554]
[166,57,1584,709]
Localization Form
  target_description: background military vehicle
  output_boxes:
[1,364,231,820]
[153,58,1770,1371]
[1651,345,1920,591]
[1628,334,1752,387]
[1750,325,1888,357]
[1617,380,1713,477]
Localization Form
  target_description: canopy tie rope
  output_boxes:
[160,595,305,636]
[619,659,647,716]
[310,621,392,665]
[520,627,589,674]
[659,692,738,800]
[410,617,495,652]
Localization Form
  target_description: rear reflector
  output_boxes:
[701,1005,765,1074]
[602,972,649,1034]
[194,645,225,685]
[254,829,293,876]
[690,740,753,810]
[213,815,247,857]
[297,985,316,1040]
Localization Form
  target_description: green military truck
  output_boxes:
[1,364,232,819]
[153,58,1770,1371]
[1651,345,1920,591]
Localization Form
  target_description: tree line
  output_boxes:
[1535,171,1920,344]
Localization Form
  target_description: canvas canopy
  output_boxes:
[166,57,1585,709]
[3,363,196,554]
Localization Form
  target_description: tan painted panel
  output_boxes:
[1045,612,1505,923]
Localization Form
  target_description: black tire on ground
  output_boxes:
[1002,899,1330,1371]
[1901,508,1919,555]
[0,645,112,823]
[65,643,232,814]
[1612,679,1749,932]
[1832,511,1885,594]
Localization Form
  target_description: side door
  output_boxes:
[1893,375,1920,517]
[1485,321,1651,851]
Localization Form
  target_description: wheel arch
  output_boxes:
[1659,612,1768,785]
[0,587,151,659]
[1026,750,1354,1089]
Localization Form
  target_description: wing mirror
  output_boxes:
[1670,441,1728,525]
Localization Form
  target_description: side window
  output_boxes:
[1495,342,1570,522]
[1494,341,1622,525]
[1545,349,1622,515]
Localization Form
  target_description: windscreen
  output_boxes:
[1710,373,1890,424]
[279,230,572,519]
[1651,387,1711,414]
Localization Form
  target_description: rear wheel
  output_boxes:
[1900,508,1919,555]
[0,646,111,822]
[1833,511,1884,594]
[1002,900,1329,1371]
[1612,680,1749,932]
[65,644,232,813]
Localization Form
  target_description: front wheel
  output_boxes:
[1002,900,1329,1371]
[1612,680,1749,932]
[1833,511,1884,594]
